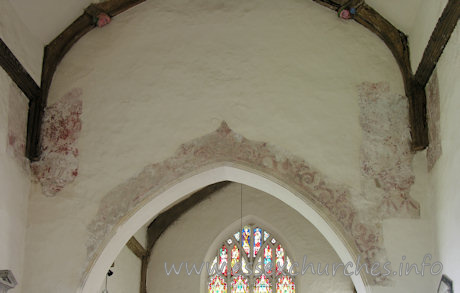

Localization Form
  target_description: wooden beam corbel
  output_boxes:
[353,3,429,150]
[126,236,148,259]
[125,236,148,293]
[309,0,429,150]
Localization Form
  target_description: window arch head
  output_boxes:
[208,225,296,293]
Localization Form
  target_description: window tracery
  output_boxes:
[208,225,295,293]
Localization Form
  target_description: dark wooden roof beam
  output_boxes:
[415,0,460,87]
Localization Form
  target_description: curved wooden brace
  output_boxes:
[26,0,435,158]
[27,0,145,160]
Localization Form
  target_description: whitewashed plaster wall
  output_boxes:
[429,25,460,288]
[408,0,448,72]
[366,0,422,34]
[7,0,93,44]
[134,224,148,250]
[97,226,147,293]
[98,246,141,293]
[0,68,31,293]
[371,152,438,293]
[97,225,147,293]
[20,0,437,292]
[0,0,43,83]
[147,183,354,293]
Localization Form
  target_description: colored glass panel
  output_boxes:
[276,276,295,293]
[254,257,263,274]
[241,257,249,274]
[231,245,240,275]
[219,245,228,276]
[263,231,270,242]
[276,245,285,274]
[209,257,218,275]
[254,275,272,293]
[210,226,295,293]
[286,257,293,274]
[254,228,262,257]
[242,226,251,257]
[264,246,273,274]
[209,275,227,293]
[231,276,249,293]
[208,276,227,293]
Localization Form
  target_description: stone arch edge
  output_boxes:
[79,165,370,293]
[80,121,387,293]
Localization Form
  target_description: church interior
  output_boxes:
[0,0,459,292]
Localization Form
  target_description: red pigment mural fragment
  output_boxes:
[358,82,419,218]
[31,88,83,196]
[86,120,418,285]
[82,83,420,286]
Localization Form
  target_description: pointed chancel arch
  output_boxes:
[79,122,397,293]
[80,166,368,293]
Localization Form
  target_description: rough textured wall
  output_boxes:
[20,0,431,292]
[147,183,354,293]
[408,0,448,72]
[426,71,442,171]
[85,117,420,286]
[7,83,29,170]
[99,246,141,293]
[0,69,31,293]
[431,25,460,287]
[85,122,366,274]
[358,82,417,219]
[0,0,43,83]
[7,0,93,44]
[31,88,83,196]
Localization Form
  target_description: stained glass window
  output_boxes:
[263,246,273,274]
[210,257,218,275]
[231,276,249,293]
[275,245,285,274]
[231,245,240,275]
[263,231,270,242]
[255,275,272,293]
[253,228,262,257]
[208,225,295,293]
[219,245,228,276]
[254,257,263,275]
[286,257,293,274]
[209,275,227,293]
[242,226,251,257]
[242,257,249,274]
[276,276,295,293]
